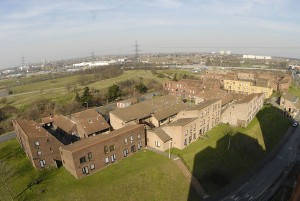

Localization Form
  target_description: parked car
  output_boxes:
[292,121,298,127]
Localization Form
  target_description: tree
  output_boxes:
[135,82,148,94]
[106,84,122,102]
[173,73,178,81]
[81,86,93,105]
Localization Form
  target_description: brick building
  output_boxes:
[280,92,300,118]
[43,109,110,139]
[147,99,221,151]
[163,79,204,99]
[60,124,146,179]
[109,95,186,130]
[12,119,64,169]
[221,93,264,127]
[223,79,273,99]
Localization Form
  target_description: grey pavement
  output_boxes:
[0,132,16,143]
[217,126,300,201]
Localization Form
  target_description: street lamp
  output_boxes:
[168,139,173,159]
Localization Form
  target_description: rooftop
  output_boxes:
[110,95,186,122]
[61,124,144,152]
[185,99,219,111]
[235,93,263,104]
[153,128,172,142]
[168,118,197,126]
[13,119,52,138]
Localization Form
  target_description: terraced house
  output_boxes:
[147,99,221,151]
[12,119,64,169]
[223,79,272,99]
[60,124,146,179]
[221,93,264,127]
[109,95,186,129]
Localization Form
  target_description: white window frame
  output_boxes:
[90,163,95,170]
[35,141,40,146]
[37,151,42,156]
[104,156,109,164]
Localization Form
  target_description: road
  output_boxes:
[218,126,300,201]
[0,132,16,143]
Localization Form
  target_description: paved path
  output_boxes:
[147,147,208,199]
[0,132,16,143]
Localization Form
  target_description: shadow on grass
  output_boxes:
[187,132,265,201]
[186,105,291,200]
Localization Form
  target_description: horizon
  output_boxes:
[1,0,300,68]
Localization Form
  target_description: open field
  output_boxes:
[0,139,198,201]
[1,70,168,109]
[171,105,291,193]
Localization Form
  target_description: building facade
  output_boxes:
[109,95,186,130]
[223,79,272,98]
[148,99,222,151]
[60,124,146,179]
[221,93,264,127]
[280,92,300,118]
[12,119,64,169]
[163,79,204,99]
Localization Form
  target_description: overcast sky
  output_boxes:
[0,0,299,68]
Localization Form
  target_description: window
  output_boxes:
[184,138,187,146]
[130,135,134,143]
[137,134,141,139]
[37,151,42,156]
[111,154,116,163]
[155,141,161,148]
[35,141,40,146]
[39,160,46,168]
[79,156,86,164]
[123,149,129,157]
[88,152,92,160]
[185,130,188,136]
[104,145,109,154]
[138,142,143,150]
[90,163,95,170]
[47,139,50,143]
[109,145,115,152]
[124,137,128,144]
[104,157,109,164]
[82,166,89,174]
[131,145,136,152]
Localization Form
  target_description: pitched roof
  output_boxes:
[71,109,110,135]
[13,119,52,138]
[168,118,197,126]
[195,89,233,106]
[53,115,76,133]
[61,124,144,152]
[152,102,187,121]
[110,95,186,122]
[235,93,263,104]
[154,128,172,142]
[282,92,300,109]
[185,99,219,111]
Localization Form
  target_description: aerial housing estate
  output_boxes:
[12,69,290,179]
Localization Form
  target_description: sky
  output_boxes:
[0,0,300,68]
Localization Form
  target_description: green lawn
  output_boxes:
[0,140,198,201]
[288,83,300,97]
[171,105,291,193]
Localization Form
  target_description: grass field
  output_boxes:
[171,105,291,193]
[288,83,300,97]
[0,140,198,201]
[1,70,167,109]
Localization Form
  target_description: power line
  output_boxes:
[21,55,25,67]
[134,40,140,61]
